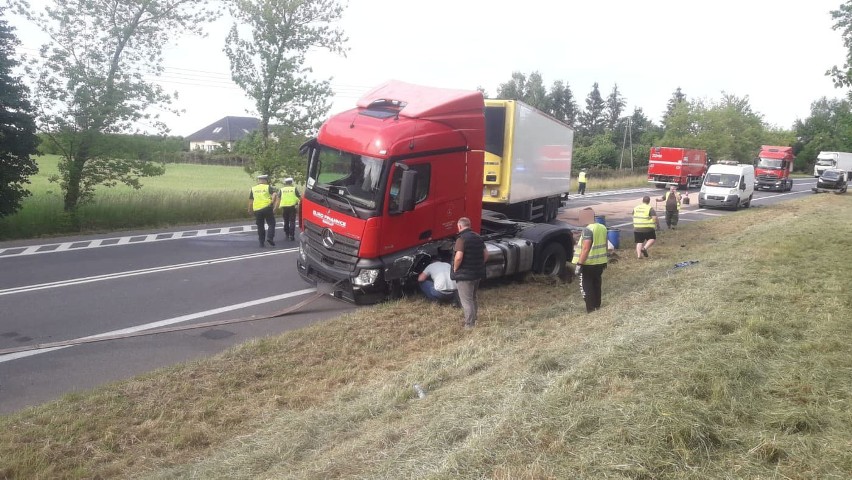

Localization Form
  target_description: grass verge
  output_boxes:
[0,156,252,240]
[2,195,851,479]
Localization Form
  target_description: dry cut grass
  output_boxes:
[2,194,852,479]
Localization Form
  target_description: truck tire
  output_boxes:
[744,194,752,208]
[536,242,567,277]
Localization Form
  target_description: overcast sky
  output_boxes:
[9,0,851,137]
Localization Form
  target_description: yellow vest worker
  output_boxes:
[632,196,658,259]
[278,178,301,241]
[575,222,609,313]
[577,169,588,195]
[279,185,299,207]
[249,174,276,248]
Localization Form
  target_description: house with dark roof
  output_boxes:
[186,116,260,152]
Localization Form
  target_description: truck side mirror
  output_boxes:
[397,169,418,212]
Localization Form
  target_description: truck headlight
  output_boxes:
[729,189,738,195]
[298,242,307,262]
[352,268,380,286]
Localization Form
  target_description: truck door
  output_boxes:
[381,161,436,255]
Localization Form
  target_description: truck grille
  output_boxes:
[303,220,360,272]
[756,174,779,181]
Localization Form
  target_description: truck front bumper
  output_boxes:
[756,180,784,191]
[296,237,386,305]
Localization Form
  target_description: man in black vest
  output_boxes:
[452,217,489,329]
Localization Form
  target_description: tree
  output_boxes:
[0,10,39,218]
[605,84,626,131]
[546,80,577,126]
[578,82,606,137]
[661,87,687,129]
[695,93,765,162]
[523,71,549,111]
[828,1,852,88]
[794,97,852,170]
[496,71,527,100]
[21,0,217,211]
[225,0,347,147]
[234,128,307,184]
[658,99,698,147]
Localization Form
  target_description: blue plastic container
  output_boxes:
[594,215,606,226]
[607,228,620,249]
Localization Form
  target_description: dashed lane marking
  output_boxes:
[0,222,296,258]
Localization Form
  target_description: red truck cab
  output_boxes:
[755,145,794,191]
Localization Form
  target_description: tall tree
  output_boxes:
[0,9,39,218]
[695,93,765,162]
[225,0,347,146]
[523,71,549,111]
[605,84,626,131]
[662,87,687,129]
[21,0,217,211]
[828,1,852,88]
[496,71,527,100]
[547,80,577,126]
[578,82,606,137]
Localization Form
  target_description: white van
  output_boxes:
[698,162,755,210]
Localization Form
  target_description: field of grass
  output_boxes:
[2,193,851,478]
[0,156,254,240]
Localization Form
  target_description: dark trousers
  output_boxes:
[578,181,586,195]
[281,206,297,239]
[579,263,606,313]
[665,210,679,228]
[254,206,275,245]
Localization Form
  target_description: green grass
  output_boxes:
[0,156,254,240]
[2,193,851,478]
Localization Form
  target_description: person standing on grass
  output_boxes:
[452,217,488,329]
[658,185,682,229]
[249,174,276,248]
[578,168,588,195]
[632,195,659,258]
[277,177,300,241]
[573,221,610,313]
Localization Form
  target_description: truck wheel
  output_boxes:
[536,243,567,277]
[744,194,752,208]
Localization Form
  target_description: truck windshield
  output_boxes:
[704,173,739,188]
[816,159,835,166]
[757,158,784,169]
[306,145,386,209]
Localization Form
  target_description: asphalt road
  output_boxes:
[0,177,819,414]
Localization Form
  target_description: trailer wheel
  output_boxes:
[536,243,567,277]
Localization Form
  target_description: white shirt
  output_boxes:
[423,262,456,292]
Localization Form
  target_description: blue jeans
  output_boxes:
[419,280,456,302]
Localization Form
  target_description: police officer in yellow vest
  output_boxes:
[573,221,610,313]
[276,177,301,241]
[632,195,660,259]
[249,174,276,248]
[578,168,588,195]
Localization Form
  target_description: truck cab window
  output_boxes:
[389,163,431,211]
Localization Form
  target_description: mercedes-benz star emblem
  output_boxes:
[322,228,335,248]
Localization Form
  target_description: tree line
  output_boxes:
[5,0,852,219]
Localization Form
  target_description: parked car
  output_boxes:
[812,169,848,194]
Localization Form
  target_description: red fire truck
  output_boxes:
[647,147,708,189]
[755,145,794,191]
[295,81,576,304]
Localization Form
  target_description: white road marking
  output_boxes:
[0,249,296,297]
[0,222,297,258]
[0,288,317,363]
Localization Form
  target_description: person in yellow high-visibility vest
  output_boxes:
[577,168,588,195]
[632,195,660,258]
[276,177,301,241]
[573,221,610,313]
[657,185,682,229]
[249,174,276,248]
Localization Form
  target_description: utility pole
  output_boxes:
[620,117,633,170]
